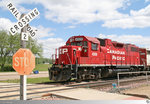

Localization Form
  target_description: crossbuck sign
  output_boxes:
[7,2,40,39]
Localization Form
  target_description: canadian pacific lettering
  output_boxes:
[107,49,125,55]
[59,48,68,54]
[112,55,125,61]
[107,49,125,60]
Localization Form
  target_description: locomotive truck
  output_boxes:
[48,36,150,82]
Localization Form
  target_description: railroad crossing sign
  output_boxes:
[6,2,39,100]
[7,2,39,38]
[13,48,35,75]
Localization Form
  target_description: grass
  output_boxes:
[0,64,52,72]
[34,64,52,71]
[0,77,54,84]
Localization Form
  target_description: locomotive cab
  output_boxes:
[67,36,89,57]
[49,36,101,81]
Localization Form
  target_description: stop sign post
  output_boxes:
[13,48,35,75]
[13,48,35,100]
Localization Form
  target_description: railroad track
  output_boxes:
[0,75,149,100]
[0,83,73,100]
[66,75,150,88]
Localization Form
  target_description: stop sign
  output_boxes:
[13,48,35,75]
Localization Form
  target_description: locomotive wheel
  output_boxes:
[56,71,62,81]
[48,69,53,80]
[76,73,82,83]
[66,77,71,82]
[94,74,99,81]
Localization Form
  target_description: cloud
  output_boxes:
[32,25,64,58]
[1,0,150,28]
[102,4,150,28]
[98,33,150,49]
[0,18,14,31]
[0,0,32,13]
[39,38,65,58]
[35,25,55,39]
[145,0,150,2]
[65,25,76,29]
[0,0,129,24]
[42,0,129,24]
[17,5,32,13]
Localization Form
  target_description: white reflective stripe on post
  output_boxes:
[20,75,27,100]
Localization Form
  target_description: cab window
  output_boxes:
[83,41,87,46]
[77,42,82,46]
[131,47,138,52]
[91,43,98,50]
[66,43,69,46]
[71,42,76,46]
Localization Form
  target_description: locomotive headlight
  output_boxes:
[78,47,82,51]
[62,61,65,64]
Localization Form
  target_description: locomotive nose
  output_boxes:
[58,46,70,65]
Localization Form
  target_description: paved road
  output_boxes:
[0,71,49,81]
[0,83,65,100]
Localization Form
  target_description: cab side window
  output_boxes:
[131,47,138,52]
[91,43,98,50]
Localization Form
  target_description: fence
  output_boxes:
[117,71,150,90]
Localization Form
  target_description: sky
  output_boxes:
[0,0,150,58]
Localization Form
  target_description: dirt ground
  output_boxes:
[121,84,150,99]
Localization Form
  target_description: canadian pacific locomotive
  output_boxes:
[48,36,150,82]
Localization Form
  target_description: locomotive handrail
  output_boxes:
[67,53,72,70]
[51,54,55,64]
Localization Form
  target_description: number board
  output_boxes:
[21,32,28,41]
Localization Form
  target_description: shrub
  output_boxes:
[0,65,15,72]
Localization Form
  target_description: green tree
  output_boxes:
[0,30,43,71]
[27,37,43,58]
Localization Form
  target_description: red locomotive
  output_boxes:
[48,36,150,82]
